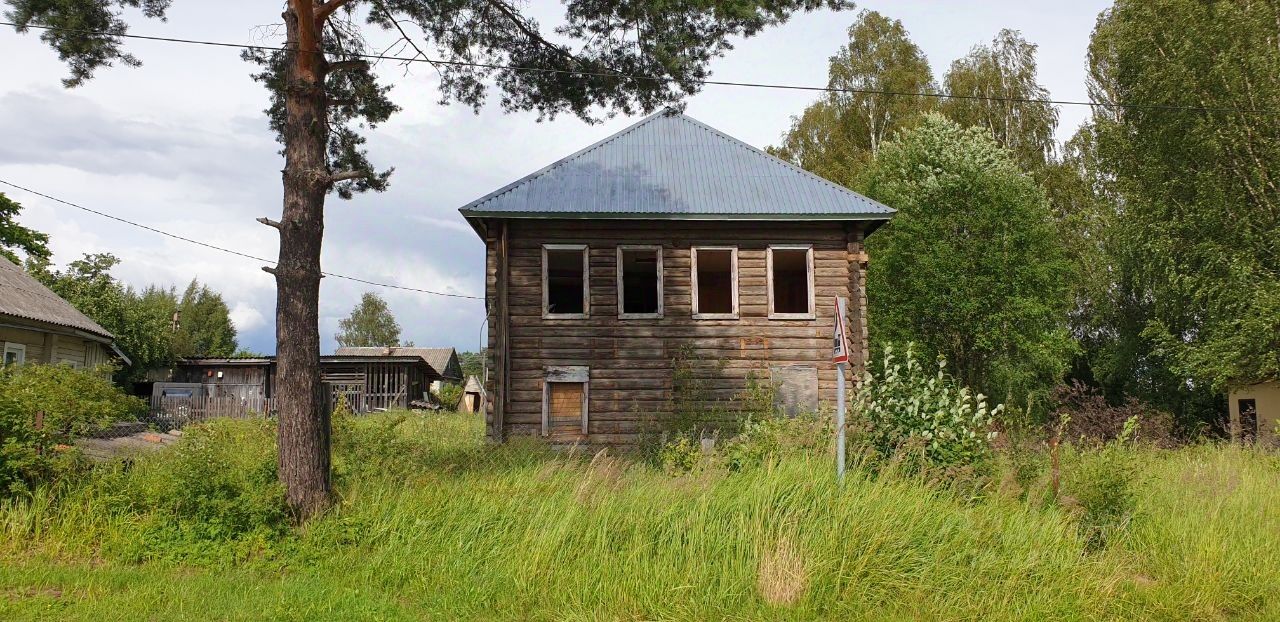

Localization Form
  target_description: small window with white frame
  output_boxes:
[543,244,589,318]
[617,245,662,318]
[691,246,738,319]
[3,342,26,367]
[767,245,815,319]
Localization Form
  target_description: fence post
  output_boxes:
[34,410,45,456]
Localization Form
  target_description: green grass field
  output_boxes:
[2,413,1277,621]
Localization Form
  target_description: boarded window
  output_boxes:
[771,365,818,417]
[693,247,736,317]
[618,246,661,317]
[769,246,813,317]
[544,246,587,316]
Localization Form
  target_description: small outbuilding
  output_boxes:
[458,375,486,414]
[459,111,894,444]
[1229,381,1279,442]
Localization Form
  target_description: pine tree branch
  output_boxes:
[314,0,355,24]
[329,169,368,183]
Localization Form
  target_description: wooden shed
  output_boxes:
[460,111,894,444]
[162,354,442,417]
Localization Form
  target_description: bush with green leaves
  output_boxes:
[93,417,290,562]
[721,414,830,472]
[435,382,464,411]
[1061,415,1140,551]
[0,363,143,496]
[853,344,1001,473]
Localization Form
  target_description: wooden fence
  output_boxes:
[148,396,276,430]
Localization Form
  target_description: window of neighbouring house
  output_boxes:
[768,245,814,318]
[618,246,662,318]
[692,247,737,318]
[543,245,588,317]
[2,343,25,367]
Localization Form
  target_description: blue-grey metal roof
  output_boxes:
[458,111,895,223]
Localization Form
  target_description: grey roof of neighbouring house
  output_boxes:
[458,111,895,224]
[333,347,462,380]
[0,255,114,341]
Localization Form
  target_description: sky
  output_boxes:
[0,0,1112,356]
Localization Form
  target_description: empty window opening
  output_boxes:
[2,343,25,367]
[694,248,736,316]
[769,247,813,317]
[544,246,587,316]
[619,247,661,316]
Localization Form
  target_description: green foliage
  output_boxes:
[1061,431,1139,552]
[863,115,1074,400]
[940,29,1059,170]
[172,279,238,358]
[96,418,289,562]
[335,292,403,348]
[0,364,143,496]
[457,351,484,379]
[769,10,937,186]
[4,414,1280,618]
[0,193,50,265]
[853,344,1002,473]
[655,434,703,475]
[434,382,464,410]
[1085,0,1280,391]
[720,414,829,473]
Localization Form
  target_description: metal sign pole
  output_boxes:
[832,296,849,483]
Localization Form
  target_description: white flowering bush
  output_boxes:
[854,344,1001,471]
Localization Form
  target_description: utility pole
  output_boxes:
[832,297,850,482]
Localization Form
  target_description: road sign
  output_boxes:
[832,297,850,364]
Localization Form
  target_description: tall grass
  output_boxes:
[1,413,1277,620]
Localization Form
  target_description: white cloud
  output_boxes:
[229,302,267,333]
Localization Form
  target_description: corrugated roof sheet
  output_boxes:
[0,255,114,340]
[333,346,461,379]
[458,111,894,220]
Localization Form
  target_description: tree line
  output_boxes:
[770,3,1279,433]
[1,194,247,381]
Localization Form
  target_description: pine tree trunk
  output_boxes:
[275,0,332,519]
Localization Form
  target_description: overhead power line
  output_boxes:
[4,21,1277,116]
[0,179,483,301]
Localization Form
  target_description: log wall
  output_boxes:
[484,219,870,444]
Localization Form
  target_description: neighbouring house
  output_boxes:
[0,255,129,371]
[1229,381,1280,442]
[150,353,447,424]
[334,346,464,392]
[460,111,894,444]
[458,375,486,414]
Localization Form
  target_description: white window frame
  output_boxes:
[3,342,25,367]
[767,244,816,320]
[542,244,590,319]
[541,366,589,438]
[691,246,739,320]
[616,245,664,319]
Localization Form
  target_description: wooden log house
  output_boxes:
[461,112,895,445]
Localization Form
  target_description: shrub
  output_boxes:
[1060,431,1138,551]
[1051,381,1177,447]
[721,414,829,472]
[656,433,703,475]
[853,344,1001,473]
[0,364,143,496]
[435,382,464,410]
[96,417,290,562]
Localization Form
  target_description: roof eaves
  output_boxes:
[457,210,894,221]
